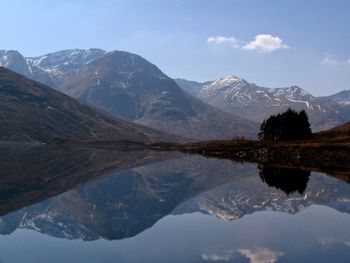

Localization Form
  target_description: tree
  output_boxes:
[259,108,312,141]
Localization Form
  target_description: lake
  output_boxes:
[0,144,349,263]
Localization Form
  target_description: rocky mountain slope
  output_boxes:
[176,76,350,131]
[0,49,258,140]
[0,67,171,142]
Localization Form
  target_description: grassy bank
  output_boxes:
[170,138,350,183]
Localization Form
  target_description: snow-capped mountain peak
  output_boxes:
[268,86,314,101]
[201,76,253,98]
[212,75,243,86]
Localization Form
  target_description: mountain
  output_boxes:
[0,50,32,76]
[176,76,350,131]
[0,49,258,140]
[55,51,257,139]
[0,49,106,87]
[0,67,171,142]
[325,90,350,104]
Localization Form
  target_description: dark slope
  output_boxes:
[0,67,172,142]
[57,51,258,140]
[315,121,350,140]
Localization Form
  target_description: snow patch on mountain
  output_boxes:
[268,86,314,101]
[200,75,272,105]
[200,76,314,105]
[26,48,106,77]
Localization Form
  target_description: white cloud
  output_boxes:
[201,253,232,261]
[320,54,350,66]
[238,248,284,263]
[318,237,335,246]
[201,248,284,263]
[321,55,339,66]
[201,249,236,261]
[243,34,289,53]
[207,34,289,53]
[207,36,240,48]
[318,237,350,247]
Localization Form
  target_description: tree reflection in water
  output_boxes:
[258,164,311,195]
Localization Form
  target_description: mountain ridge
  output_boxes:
[176,76,350,131]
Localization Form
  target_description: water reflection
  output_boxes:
[0,143,179,216]
[258,164,311,195]
[0,145,256,240]
[0,144,349,262]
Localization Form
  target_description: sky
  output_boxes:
[1,0,350,95]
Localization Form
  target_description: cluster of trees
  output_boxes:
[258,108,313,141]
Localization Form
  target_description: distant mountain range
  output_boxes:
[1,48,349,139]
[176,76,350,131]
[0,49,257,140]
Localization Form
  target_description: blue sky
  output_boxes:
[1,0,350,95]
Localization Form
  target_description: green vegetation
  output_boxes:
[258,108,313,141]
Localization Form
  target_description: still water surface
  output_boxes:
[0,144,349,262]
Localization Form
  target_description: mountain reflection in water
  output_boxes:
[0,143,349,262]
